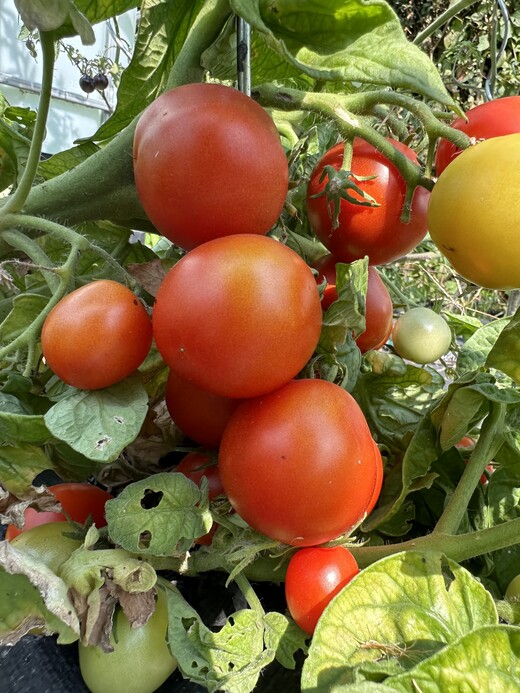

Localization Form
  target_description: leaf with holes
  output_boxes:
[301,551,498,690]
[105,473,212,556]
[164,581,275,693]
[43,376,149,463]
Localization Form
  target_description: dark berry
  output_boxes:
[25,39,35,51]
[79,75,95,94]
[93,73,109,91]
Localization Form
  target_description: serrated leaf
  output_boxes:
[105,473,212,556]
[230,0,454,107]
[456,317,510,377]
[165,582,275,693]
[0,540,79,645]
[0,443,52,495]
[385,626,520,692]
[302,551,498,690]
[263,611,308,669]
[43,376,148,462]
[486,308,520,385]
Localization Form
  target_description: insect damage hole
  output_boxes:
[140,489,164,509]
[138,531,152,549]
[95,435,112,450]
[114,415,125,425]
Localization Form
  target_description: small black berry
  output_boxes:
[93,73,109,91]
[79,75,95,94]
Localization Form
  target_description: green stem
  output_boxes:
[379,270,420,309]
[0,239,81,362]
[2,32,55,215]
[413,0,481,46]
[434,401,506,535]
[2,229,60,292]
[234,573,265,616]
[165,0,232,90]
[351,515,520,570]
[0,213,135,287]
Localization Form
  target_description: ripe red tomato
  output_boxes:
[366,440,384,516]
[306,138,429,265]
[285,546,359,634]
[219,378,379,546]
[153,235,323,399]
[175,452,224,501]
[435,96,520,175]
[41,280,152,390]
[312,255,393,352]
[5,483,113,540]
[133,83,289,250]
[165,369,241,449]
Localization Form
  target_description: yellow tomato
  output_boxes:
[428,134,520,290]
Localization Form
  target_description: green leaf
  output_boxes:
[165,582,275,693]
[456,317,510,377]
[87,0,208,143]
[353,359,444,450]
[487,463,520,524]
[384,626,520,692]
[43,376,149,463]
[0,443,52,495]
[230,0,454,106]
[0,540,79,645]
[301,551,498,690]
[105,473,213,556]
[14,0,70,32]
[438,387,487,451]
[263,611,308,670]
[486,308,520,385]
[38,142,99,180]
[0,293,48,345]
[0,392,51,445]
[322,259,368,344]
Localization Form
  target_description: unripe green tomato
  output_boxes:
[392,307,451,364]
[79,587,178,693]
[10,521,82,574]
[505,574,520,599]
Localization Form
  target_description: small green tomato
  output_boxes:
[505,574,520,599]
[392,307,452,364]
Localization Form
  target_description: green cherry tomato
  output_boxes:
[505,574,520,599]
[392,307,452,364]
[79,587,177,693]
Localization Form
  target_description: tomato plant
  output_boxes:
[153,234,322,399]
[219,379,379,546]
[41,280,153,390]
[78,586,178,693]
[392,307,452,364]
[10,522,83,573]
[5,483,113,541]
[306,138,430,265]
[428,134,520,290]
[133,83,288,250]
[285,546,359,634]
[165,369,241,449]
[312,254,393,352]
[435,96,520,175]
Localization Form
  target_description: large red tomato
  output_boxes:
[306,138,429,265]
[41,280,152,390]
[5,483,113,541]
[133,83,289,250]
[435,96,520,175]
[219,378,379,546]
[165,369,241,449]
[153,235,322,399]
[285,546,359,634]
[312,255,393,353]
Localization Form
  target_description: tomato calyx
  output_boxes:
[310,165,380,229]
